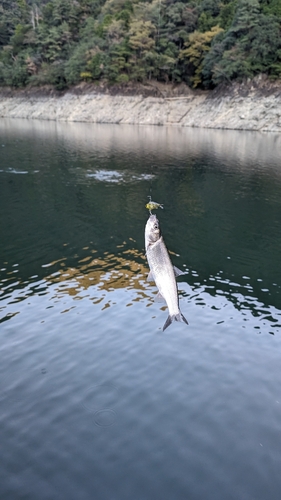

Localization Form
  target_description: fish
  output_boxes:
[145,214,188,331]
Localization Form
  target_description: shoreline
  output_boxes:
[0,79,281,132]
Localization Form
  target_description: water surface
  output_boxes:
[1,119,281,500]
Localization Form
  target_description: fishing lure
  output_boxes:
[145,196,164,213]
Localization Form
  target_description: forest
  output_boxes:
[0,0,281,90]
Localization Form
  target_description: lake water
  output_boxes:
[1,119,281,500]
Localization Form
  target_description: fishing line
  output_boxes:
[149,163,154,197]
[146,164,154,214]
[145,164,164,215]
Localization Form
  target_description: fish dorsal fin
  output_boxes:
[147,271,154,282]
[154,291,166,303]
[173,266,186,277]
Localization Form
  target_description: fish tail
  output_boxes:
[163,312,188,331]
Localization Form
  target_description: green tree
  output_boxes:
[0,57,29,87]
[260,0,281,17]
[10,24,29,55]
[203,0,281,85]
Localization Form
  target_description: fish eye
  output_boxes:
[153,223,158,230]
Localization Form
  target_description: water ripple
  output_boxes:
[1,250,280,336]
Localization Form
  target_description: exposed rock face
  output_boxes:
[0,79,280,131]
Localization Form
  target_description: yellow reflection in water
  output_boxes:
[46,248,152,306]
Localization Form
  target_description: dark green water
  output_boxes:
[1,119,281,499]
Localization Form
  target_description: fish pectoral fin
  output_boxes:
[154,291,166,303]
[173,266,186,277]
[147,271,155,282]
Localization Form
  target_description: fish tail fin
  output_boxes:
[163,315,173,331]
[162,312,188,331]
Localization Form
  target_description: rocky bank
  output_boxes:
[0,77,281,132]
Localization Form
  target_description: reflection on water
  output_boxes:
[1,247,280,335]
[1,119,281,500]
[1,118,281,173]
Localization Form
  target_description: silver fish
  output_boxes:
[145,214,188,331]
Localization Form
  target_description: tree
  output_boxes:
[203,0,281,85]
[260,0,281,17]
[0,0,280,89]
[128,21,156,54]
[180,25,223,86]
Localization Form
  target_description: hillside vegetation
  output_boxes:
[1,0,281,90]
